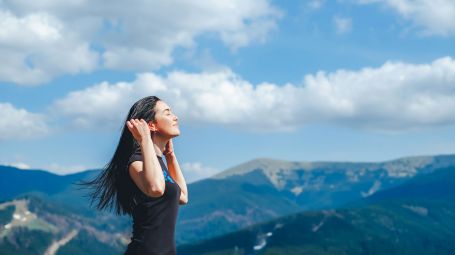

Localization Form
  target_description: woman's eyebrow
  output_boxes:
[162,108,171,113]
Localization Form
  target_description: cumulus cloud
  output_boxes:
[0,102,49,140]
[181,162,220,183]
[51,69,301,133]
[357,0,455,36]
[51,56,455,133]
[0,0,281,85]
[0,10,99,85]
[333,16,352,34]
[51,80,138,129]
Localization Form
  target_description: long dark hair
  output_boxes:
[79,96,161,215]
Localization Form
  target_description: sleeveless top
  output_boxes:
[124,146,181,255]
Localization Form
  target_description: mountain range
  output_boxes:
[178,165,455,254]
[1,153,455,254]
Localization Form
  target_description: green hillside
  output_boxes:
[177,167,455,255]
[0,195,127,255]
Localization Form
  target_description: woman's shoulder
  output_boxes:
[127,147,143,167]
[127,147,163,168]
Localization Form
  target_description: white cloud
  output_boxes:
[3,159,218,177]
[181,162,220,183]
[0,0,281,85]
[51,80,137,129]
[0,159,94,175]
[0,102,49,140]
[44,163,93,175]
[51,69,302,133]
[2,162,31,169]
[300,56,455,132]
[357,0,455,36]
[0,10,99,85]
[51,56,455,134]
[333,16,352,34]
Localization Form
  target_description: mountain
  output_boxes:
[2,154,455,245]
[351,164,455,205]
[0,166,96,198]
[176,154,455,243]
[0,166,132,254]
[0,166,98,214]
[0,195,128,255]
[177,166,455,255]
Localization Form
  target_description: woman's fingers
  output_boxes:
[127,119,149,134]
[128,119,144,132]
[126,120,138,133]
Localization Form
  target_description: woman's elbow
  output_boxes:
[145,183,165,197]
[179,195,188,205]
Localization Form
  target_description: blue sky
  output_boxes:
[1,0,455,183]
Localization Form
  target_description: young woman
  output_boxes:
[82,96,188,255]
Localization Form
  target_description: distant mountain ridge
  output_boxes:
[178,165,455,255]
[0,165,97,202]
[212,154,455,186]
[179,153,455,243]
[2,153,455,245]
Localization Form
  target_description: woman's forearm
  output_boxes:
[165,153,188,204]
[141,139,166,192]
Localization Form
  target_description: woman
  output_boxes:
[82,96,188,255]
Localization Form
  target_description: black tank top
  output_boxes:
[124,146,181,255]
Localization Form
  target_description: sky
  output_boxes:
[1,0,455,183]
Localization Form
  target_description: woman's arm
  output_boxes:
[127,119,166,197]
[164,142,188,205]
[166,153,188,205]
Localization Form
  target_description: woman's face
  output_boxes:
[152,100,180,138]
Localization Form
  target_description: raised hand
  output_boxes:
[126,119,152,145]
[164,139,174,157]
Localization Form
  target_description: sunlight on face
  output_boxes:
[153,100,180,138]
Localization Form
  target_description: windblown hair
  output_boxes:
[79,96,161,215]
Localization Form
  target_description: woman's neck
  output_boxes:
[151,133,168,157]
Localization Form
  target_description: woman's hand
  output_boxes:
[126,119,152,145]
[164,139,174,157]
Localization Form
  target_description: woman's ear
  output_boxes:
[148,121,157,132]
